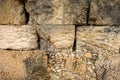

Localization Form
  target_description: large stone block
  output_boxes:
[37,25,75,50]
[26,0,88,25]
[0,50,48,80]
[0,0,27,24]
[89,0,120,25]
[77,26,120,54]
[0,25,38,50]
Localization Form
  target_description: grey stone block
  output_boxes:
[26,0,88,25]
[89,0,120,25]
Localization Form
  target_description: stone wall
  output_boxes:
[0,0,120,80]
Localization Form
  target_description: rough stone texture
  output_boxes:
[76,26,120,80]
[0,0,27,24]
[0,0,120,80]
[0,50,48,80]
[77,26,120,54]
[49,50,84,80]
[95,54,120,80]
[89,0,120,25]
[0,25,38,50]
[37,25,75,50]
[26,0,88,25]
[48,50,96,80]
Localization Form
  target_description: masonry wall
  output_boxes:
[0,0,120,80]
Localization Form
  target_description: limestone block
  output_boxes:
[37,25,75,49]
[0,25,38,50]
[76,26,120,54]
[0,50,48,80]
[26,0,88,25]
[0,0,27,24]
[89,0,120,25]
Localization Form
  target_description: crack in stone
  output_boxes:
[72,26,77,52]
[86,0,91,25]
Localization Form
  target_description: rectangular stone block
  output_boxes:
[26,0,88,25]
[0,0,27,24]
[76,26,120,54]
[89,0,120,25]
[0,25,38,50]
[37,25,75,50]
[0,50,48,80]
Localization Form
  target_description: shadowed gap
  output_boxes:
[21,0,30,24]
[72,25,78,51]
[86,0,91,25]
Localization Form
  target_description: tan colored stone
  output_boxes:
[84,53,92,59]
[0,25,38,50]
[95,54,120,80]
[89,0,120,25]
[64,55,74,71]
[74,63,87,80]
[0,50,48,80]
[76,26,120,54]
[0,0,26,24]
[37,25,75,49]
[26,0,88,24]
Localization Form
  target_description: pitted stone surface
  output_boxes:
[89,0,120,25]
[0,25,38,50]
[26,0,88,25]
[49,50,82,80]
[0,0,26,24]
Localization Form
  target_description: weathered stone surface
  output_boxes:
[49,50,96,80]
[37,25,75,50]
[77,26,120,54]
[95,54,120,80]
[76,26,120,79]
[0,25,38,50]
[26,0,88,24]
[0,0,27,24]
[89,0,120,25]
[0,50,48,80]
[49,50,84,80]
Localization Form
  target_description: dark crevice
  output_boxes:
[22,0,30,24]
[24,7,30,24]
[72,26,77,52]
[36,31,40,49]
[46,52,50,66]
[86,0,91,25]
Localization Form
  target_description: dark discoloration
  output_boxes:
[26,0,54,24]
[64,0,88,24]
[26,0,88,24]
[90,0,120,25]
[95,54,120,80]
